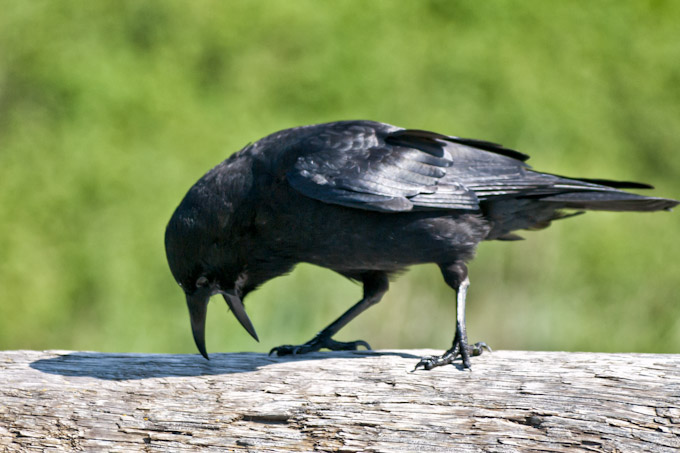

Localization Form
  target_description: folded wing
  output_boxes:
[286,123,678,214]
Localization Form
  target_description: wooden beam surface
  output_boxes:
[1,349,679,452]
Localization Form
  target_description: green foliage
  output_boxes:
[1,1,678,354]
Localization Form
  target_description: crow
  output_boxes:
[165,120,678,370]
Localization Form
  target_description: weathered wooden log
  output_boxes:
[0,349,678,452]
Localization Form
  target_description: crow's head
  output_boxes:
[164,185,258,360]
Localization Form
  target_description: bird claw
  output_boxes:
[270,337,371,357]
[269,344,314,356]
[413,341,491,371]
[470,341,492,356]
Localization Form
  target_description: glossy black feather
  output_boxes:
[165,120,678,367]
[286,122,677,215]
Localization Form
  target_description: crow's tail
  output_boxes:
[536,177,678,212]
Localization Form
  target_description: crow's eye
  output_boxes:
[196,276,209,288]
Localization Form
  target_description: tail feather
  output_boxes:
[568,177,654,190]
[484,173,677,241]
[539,191,678,212]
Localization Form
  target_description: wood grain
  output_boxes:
[1,349,678,452]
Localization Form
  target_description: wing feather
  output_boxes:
[285,122,662,214]
[287,124,482,212]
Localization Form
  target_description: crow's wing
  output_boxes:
[286,125,533,212]
[285,122,677,215]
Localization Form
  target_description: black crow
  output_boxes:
[165,120,678,370]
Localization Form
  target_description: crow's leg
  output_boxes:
[414,262,491,370]
[270,271,389,356]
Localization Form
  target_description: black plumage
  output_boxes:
[165,120,678,369]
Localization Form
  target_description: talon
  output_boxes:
[270,337,370,356]
[470,341,492,356]
[413,357,435,371]
[269,345,296,356]
[346,340,371,351]
[413,355,448,371]
[414,340,490,371]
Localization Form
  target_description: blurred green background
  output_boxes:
[1,1,678,356]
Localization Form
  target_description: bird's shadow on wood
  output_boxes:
[29,350,422,381]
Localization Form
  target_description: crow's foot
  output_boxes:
[413,341,491,371]
[269,336,371,356]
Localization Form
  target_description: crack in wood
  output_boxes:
[241,413,291,424]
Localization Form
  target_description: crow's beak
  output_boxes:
[222,289,259,342]
[186,290,211,360]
